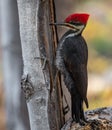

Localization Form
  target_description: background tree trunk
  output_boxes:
[17,0,63,130]
[1,0,30,130]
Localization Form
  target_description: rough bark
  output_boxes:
[17,0,63,130]
[49,0,64,127]
[1,0,30,130]
[61,107,112,130]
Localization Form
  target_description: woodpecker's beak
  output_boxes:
[50,22,79,31]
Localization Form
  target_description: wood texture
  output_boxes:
[17,0,63,129]
[61,107,112,130]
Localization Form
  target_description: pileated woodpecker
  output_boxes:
[51,13,89,125]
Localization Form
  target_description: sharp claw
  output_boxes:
[63,105,70,115]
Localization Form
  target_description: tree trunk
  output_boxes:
[17,0,63,130]
[1,0,30,130]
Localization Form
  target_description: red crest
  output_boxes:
[65,13,90,24]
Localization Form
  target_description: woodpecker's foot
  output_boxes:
[34,56,47,70]
[63,104,70,115]
[63,95,70,115]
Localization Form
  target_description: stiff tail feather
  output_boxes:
[84,97,89,108]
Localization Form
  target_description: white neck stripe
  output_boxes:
[65,33,75,38]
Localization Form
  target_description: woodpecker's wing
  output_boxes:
[62,35,88,107]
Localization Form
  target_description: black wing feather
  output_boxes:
[62,35,88,108]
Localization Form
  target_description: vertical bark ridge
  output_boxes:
[49,0,64,128]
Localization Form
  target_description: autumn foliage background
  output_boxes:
[0,0,112,129]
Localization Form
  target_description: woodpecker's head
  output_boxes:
[51,13,89,34]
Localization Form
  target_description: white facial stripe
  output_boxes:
[78,25,84,30]
[64,25,85,38]
[65,33,75,38]
[64,24,85,34]
[74,25,85,35]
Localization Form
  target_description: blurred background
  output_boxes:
[0,0,112,129]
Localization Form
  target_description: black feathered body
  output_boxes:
[56,30,88,123]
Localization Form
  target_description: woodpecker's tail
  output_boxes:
[84,97,89,108]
